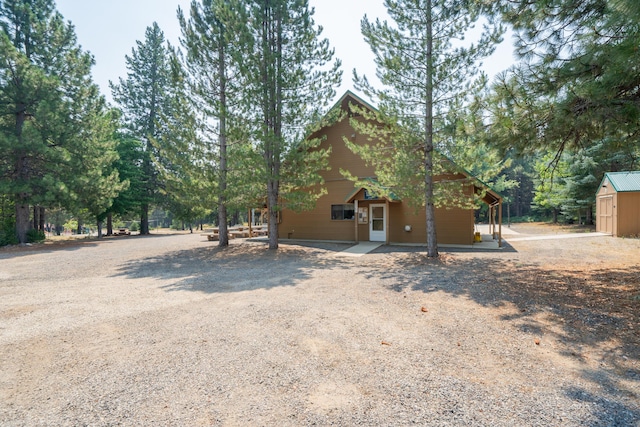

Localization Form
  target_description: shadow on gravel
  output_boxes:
[0,240,105,260]
[359,254,640,425]
[110,241,353,294]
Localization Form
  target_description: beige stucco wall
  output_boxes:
[278,100,476,245]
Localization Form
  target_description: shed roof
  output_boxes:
[602,171,640,192]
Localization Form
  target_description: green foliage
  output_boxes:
[26,228,44,243]
[174,0,244,245]
[0,0,121,243]
[63,219,78,232]
[490,0,640,156]
[530,139,640,224]
[108,134,144,219]
[0,216,17,246]
[238,0,342,249]
[111,23,175,234]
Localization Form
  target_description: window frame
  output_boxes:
[331,204,355,221]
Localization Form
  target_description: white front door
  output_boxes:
[369,204,386,242]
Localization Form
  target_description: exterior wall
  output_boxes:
[278,99,477,245]
[279,116,371,242]
[280,180,358,241]
[387,199,474,245]
[280,191,475,245]
[617,192,640,237]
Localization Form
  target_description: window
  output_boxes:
[331,204,355,220]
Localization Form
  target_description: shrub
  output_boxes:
[26,228,45,243]
[0,218,18,246]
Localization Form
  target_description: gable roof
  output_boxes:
[323,90,503,204]
[332,90,378,114]
[600,171,640,193]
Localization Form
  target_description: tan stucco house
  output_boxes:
[278,91,502,246]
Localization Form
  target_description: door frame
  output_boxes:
[369,203,386,242]
[597,195,614,234]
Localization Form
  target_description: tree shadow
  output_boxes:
[110,241,353,294]
[0,239,106,259]
[357,253,640,424]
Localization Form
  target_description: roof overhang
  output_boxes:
[476,185,502,206]
[345,179,401,203]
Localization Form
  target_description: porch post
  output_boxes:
[354,199,359,243]
[489,205,494,239]
[492,205,497,239]
[498,200,503,248]
[385,199,389,244]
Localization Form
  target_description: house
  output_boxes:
[596,171,640,237]
[278,91,502,246]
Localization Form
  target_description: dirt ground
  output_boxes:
[0,223,639,426]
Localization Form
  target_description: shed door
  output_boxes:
[598,196,613,234]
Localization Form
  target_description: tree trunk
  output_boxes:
[140,204,150,234]
[39,207,45,232]
[424,0,438,258]
[33,206,38,230]
[267,180,279,250]
[218,31,229,248]
[106,213,113,236]
[14,107,29,244]
[97,220,103,238]
[15,201,29,244]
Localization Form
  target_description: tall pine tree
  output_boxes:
[241,0,341,250]
[111,22,174,235]
[354,0,502,257]
[0,0,119,243]
[175,0,254,246]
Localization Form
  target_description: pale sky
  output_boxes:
[54,0,515,105]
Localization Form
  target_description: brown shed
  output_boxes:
[596,171,640,237]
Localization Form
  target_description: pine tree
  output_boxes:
[493,0,640,156]
[0,0,119,243]
[175,0,253,246]
[152,51,218,234]
[354,0,502,257]
[110,23,174,235]
[241,0,342,250]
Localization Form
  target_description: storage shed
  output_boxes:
[596,171,640,237]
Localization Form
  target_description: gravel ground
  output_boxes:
[0,226,639,426]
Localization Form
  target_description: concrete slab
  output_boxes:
[337,242,384,257]
[506,232,611,242]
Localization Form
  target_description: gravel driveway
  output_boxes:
[1,227,639,426]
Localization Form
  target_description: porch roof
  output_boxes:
[344,178,401,203]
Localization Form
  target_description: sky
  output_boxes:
[54,0,516,105]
